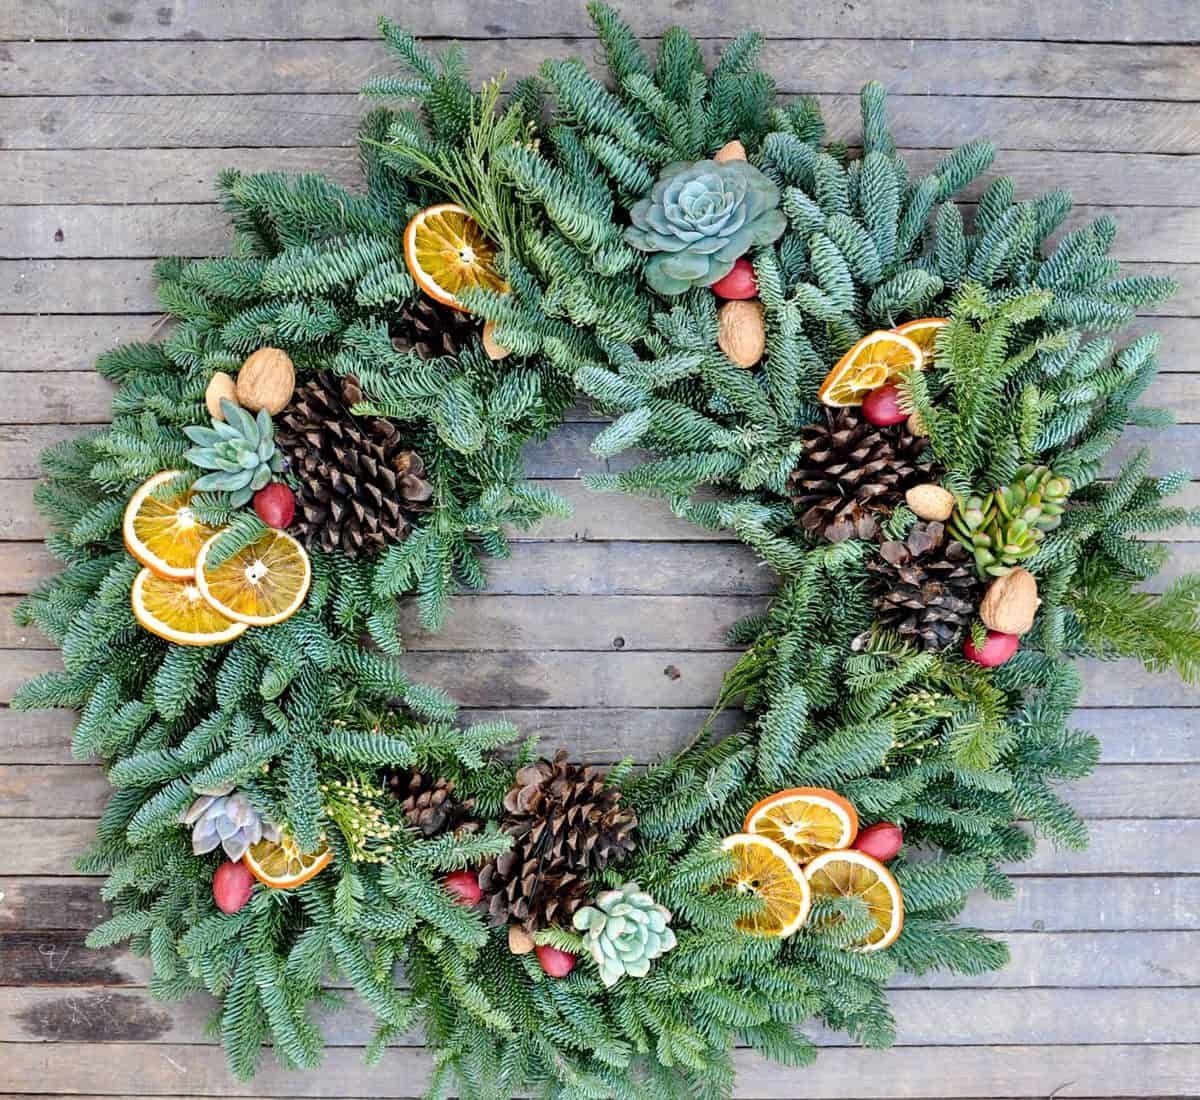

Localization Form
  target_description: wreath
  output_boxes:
[14,6,1200,1097]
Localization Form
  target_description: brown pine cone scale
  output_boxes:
[391,295,479,361]
[384,767,480,839]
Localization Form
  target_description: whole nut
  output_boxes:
[507,924,535,955]
[905,483,955,522]
[204,372,239,421]
[714,139,747,163]
[717,299,766,368]
[906,410,928,437]
[482,319,511,361]
[979,567,1040,635]
[236,347,295,414]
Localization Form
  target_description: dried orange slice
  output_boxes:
[804,849,904,952]
[893,317,948,362]
[817,329,924,407]
[244,832,332,890]
[403,202,507,312]
[721,833,812,938]
[744,787,859,864]
[194,529,311,627]
[131,568,247,647]
[123,470,219,581]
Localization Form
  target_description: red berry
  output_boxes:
[443,869,482,906]
[964,629,1020,668]
[253,482,295,529]
[710,258,758,300]
[535,943,577,978]
[853,822,904,862]
[861,384,908,426]
[212,860,254,914]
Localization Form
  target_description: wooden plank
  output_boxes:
[5,761,1193,820]
[2,93,1197,155]
[1,1,1194,43]
[1,983,1196,1048]
[0,1039,1195,1097]
[5,149,1196,208]
[6,259,1195,315]
[4,39,1199,101]
[3,202,1195,262]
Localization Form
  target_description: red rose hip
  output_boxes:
[253,482,295,529]
[964,629,1020,668]
[710,258,758,300]
[212,860,254,914]
[861,384,908,427]
[853,822,904,862]
[535,943,577,978]
[443,869,482,906]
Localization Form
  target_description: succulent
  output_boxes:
[184,398,284,508]
[950,464,1071,577]
[623,159,786,295]
[181,785,280,861]
[572,882,676,987]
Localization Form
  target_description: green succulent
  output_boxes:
[951,464,1071,577]
[572,882,676,987]
[623,158,786,296]
[184,399,284,508]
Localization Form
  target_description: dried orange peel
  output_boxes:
[123,470,219,581]
[721,833,812,938]
[131,568,247,647]
[893,317,948,362]
[403,202,507,312]
[743,786,859,864]
[817,329,924,407]
[244,833,332,890]
[195,529,311,627]
[804,848,904,952]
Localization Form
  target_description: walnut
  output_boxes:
[979,567,1040,635]
[204,372,239,421]
[236,347,295,414]
[717,299,765,368]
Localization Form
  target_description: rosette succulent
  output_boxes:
[181,785,281,861]
[572,882,676,987]
[184,398,284,507]
[623,158,786,295]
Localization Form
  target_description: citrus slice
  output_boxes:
[123,470,219,581]
[131,568,247,647]
[803,849,904,952]
[244,832,332,890]
[817,330,924,407]
[195,529,311,627]
[744,787,859,864]
[893,317,948,362]
[403,202,507,312]
[721,833,812,938]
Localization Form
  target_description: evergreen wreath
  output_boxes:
[13,6,1200,1097]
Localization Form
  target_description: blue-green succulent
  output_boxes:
[184,398,284,508]
[572,881,676,987]
[623,158,786,295]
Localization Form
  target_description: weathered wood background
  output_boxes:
[1,1,1198,1096]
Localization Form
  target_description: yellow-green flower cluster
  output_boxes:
[320,774,403,864]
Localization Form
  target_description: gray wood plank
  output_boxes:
[1,0,1194,43]
[4,39,1198,100]
[0,1039,1195,1097]
[2,94,1197,154]
[3,202,1194,262]
[5,149,1196,207]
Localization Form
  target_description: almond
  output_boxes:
[204,372,239,421]
[482,319,511,360]
[717,299,766,368]
[905,483,955,522]
[714,139,747,163]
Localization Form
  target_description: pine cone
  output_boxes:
[788,409,936,543]
[866,521,983,652]
[390,296,479,360]
[479,751,638,932]
[383,767,480,839]
[275,371,434,558]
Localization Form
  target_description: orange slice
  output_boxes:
[403,202,507,312]
[744,787,859,864]
[893,317,948,362]
[131,567,247,647]
[123,470,219,581]
[804,849,904,952]
[244,832,332,890]
[721,833,812,938]
[194,529,311,627]
[817,329,924,407]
